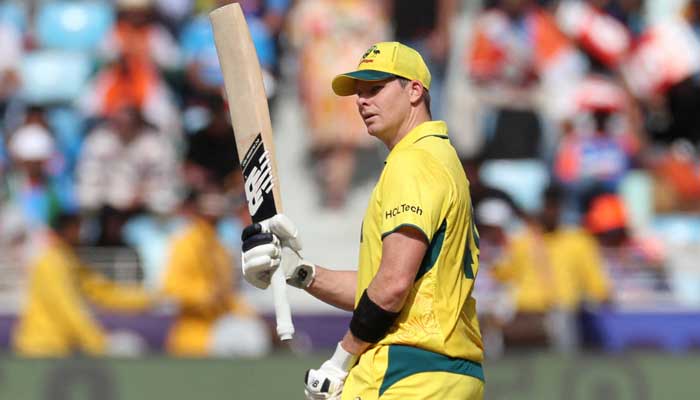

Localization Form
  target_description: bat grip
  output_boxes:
[271,267,294,340]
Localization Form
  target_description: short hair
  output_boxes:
[396,77,432,117]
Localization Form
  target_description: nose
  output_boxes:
[356,93,369,109]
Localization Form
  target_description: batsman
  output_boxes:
[241,42,485,399]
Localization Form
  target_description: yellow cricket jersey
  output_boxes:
[493,227,611,312]
[162,218,255,356]
[13,235,152,357]
[356,121,483,363]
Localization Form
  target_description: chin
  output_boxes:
[365,123,381,137]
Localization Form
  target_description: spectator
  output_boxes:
[584,193,669,305]
[648,141,700,213]
[554,116,636,215]
[76,106,181,244]
[491,185,611,352]
[553,74,644,216]
[4,123,76,230]
[385,0,459,118]
[621,7,700,146]
[100,0,181,72]
[82,0,183,139]
[162,186,270,357]
[287,0,388,208]
[184,96,239,190]
[472,197,518,358]
[78,53,183,143]
[467,0,574,159]
[12,212,154,357]
[555,0,632,72]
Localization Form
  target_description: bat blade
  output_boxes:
[210,2,294,341]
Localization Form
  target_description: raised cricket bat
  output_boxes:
[210,3,294,341]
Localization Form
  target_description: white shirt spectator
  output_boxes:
[77,125,181,214]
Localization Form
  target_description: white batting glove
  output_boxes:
[280,246,315,289]
[266,215,316,288]
[304,342,356,400]
[241,214,315,289]
[241,223,281,289]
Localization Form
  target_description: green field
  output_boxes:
[0,351,697,399]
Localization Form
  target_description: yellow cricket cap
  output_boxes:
[332,42,431,96]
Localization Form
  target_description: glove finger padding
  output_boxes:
[262,214,303,251]
[303,343,354,400]
[243,242,281,262]
[241,222,263,242]
[241,231,281,289]
[304,369,344,400]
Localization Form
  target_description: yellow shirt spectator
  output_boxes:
[493,226,611,313]
[162,218,257,356]
[13,234,153,357]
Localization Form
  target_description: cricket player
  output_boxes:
[241,42,484,399]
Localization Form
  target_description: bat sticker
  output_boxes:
[241,134,276,222]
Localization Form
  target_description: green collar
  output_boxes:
[390,120,448,155]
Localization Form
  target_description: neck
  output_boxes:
[385,108,431,150]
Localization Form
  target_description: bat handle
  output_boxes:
[271,267,294,340]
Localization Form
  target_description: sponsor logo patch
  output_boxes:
[385,203,423,219]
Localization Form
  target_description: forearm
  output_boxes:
[338,284,404,356]
[338,229,427,356]
[340,329,370,356]
[306,266,357,312]
[366,271,411,313]
[339,279,408,356]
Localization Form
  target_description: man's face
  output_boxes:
[355,78,411,142]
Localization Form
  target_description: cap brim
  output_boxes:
[332,70,395,96]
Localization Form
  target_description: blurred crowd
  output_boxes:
[0,0,699,358]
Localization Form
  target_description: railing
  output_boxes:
[0,246,143,312]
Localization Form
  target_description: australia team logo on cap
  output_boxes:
[359,45,381,65]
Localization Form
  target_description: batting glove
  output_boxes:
[304,342,356,400]
[241,214,315,289]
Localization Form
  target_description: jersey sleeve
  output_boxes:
[379,149,450,242]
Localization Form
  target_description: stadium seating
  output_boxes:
[35,1,114,51]
[19,50,92,104]
[652,214,700,245]
[479,159,550,213]
[0,2,27,32]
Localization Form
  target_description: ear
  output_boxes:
[407,81,425,105]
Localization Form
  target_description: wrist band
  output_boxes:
[349,290,400,343]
